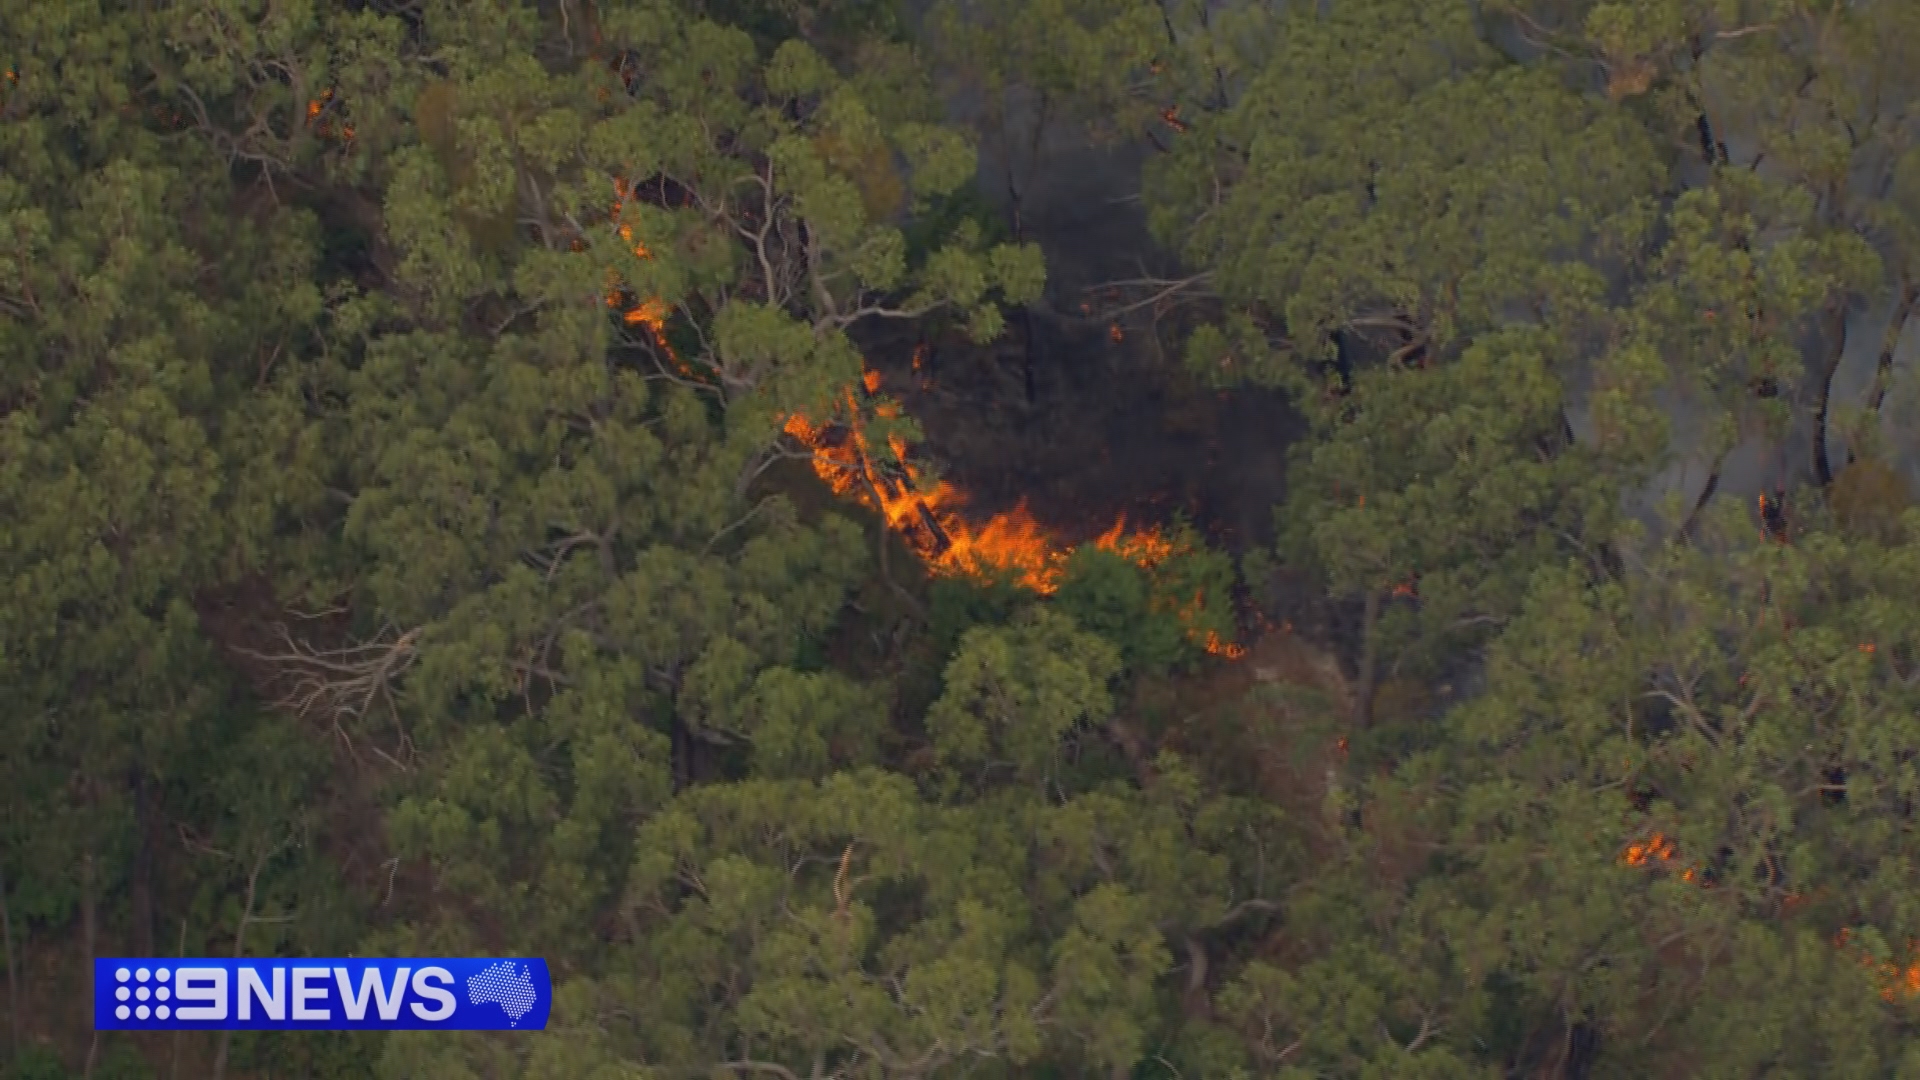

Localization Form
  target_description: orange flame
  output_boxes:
[782,395,1068,591]
[781,388,1244,657]
[606,178,696,377]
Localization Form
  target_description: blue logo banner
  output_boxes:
[93,959,551,1031]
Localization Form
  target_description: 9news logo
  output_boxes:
[95,958,550,1031]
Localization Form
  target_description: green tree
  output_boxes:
[1149,0,1663,387]
[1275,329,1631,729]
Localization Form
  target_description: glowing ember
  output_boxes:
[1837,930,1920,1001]
[1201,630,1247,659]
[1617,839,1920,996]
[1758,491,1789,543]
[302,88,353,143]
[1622,832,1675,866]
[1620,832,1697,882]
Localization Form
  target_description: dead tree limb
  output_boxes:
[233,623,422,770]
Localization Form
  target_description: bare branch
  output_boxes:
[1085,271,1216,321]
[233,623,421,769]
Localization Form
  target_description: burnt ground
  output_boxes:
[850,93,1303,558]
[857,312,1301,555]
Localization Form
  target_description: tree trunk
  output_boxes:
[212,851,269,1080]
[1181,934,1212,1022]
[1003,154,1024,244]
[82,853,98,1080]
[1812,297,1851,486]
[1867,280,1919,414]
[1103,719,1158,788]
[1020,88,1049,246]
[1354,589,1381,730]
[670,716,694,794]
[1679,450,1727,540]
[1,863,18,1060]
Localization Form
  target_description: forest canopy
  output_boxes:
[7,1,1920,1078]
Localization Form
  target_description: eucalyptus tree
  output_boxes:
[400,605,1303,1080]
[1,4,338,1069]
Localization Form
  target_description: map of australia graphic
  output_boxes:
[464,962,539,1027]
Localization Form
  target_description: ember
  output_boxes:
[1620,832,1697,882]
[302,88,354,143]
[1758,490,1789,543]
[1837,929,1920,1001]
[1621,832,1676,867]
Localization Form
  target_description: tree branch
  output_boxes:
[1085,272,1216,321]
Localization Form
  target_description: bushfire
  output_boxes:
[604,179,1245,660]
[780,383,1246,659]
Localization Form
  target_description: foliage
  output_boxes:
[1150,0,1664,380]
[1054,523,1235,674]
[12,0,1920,1078]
